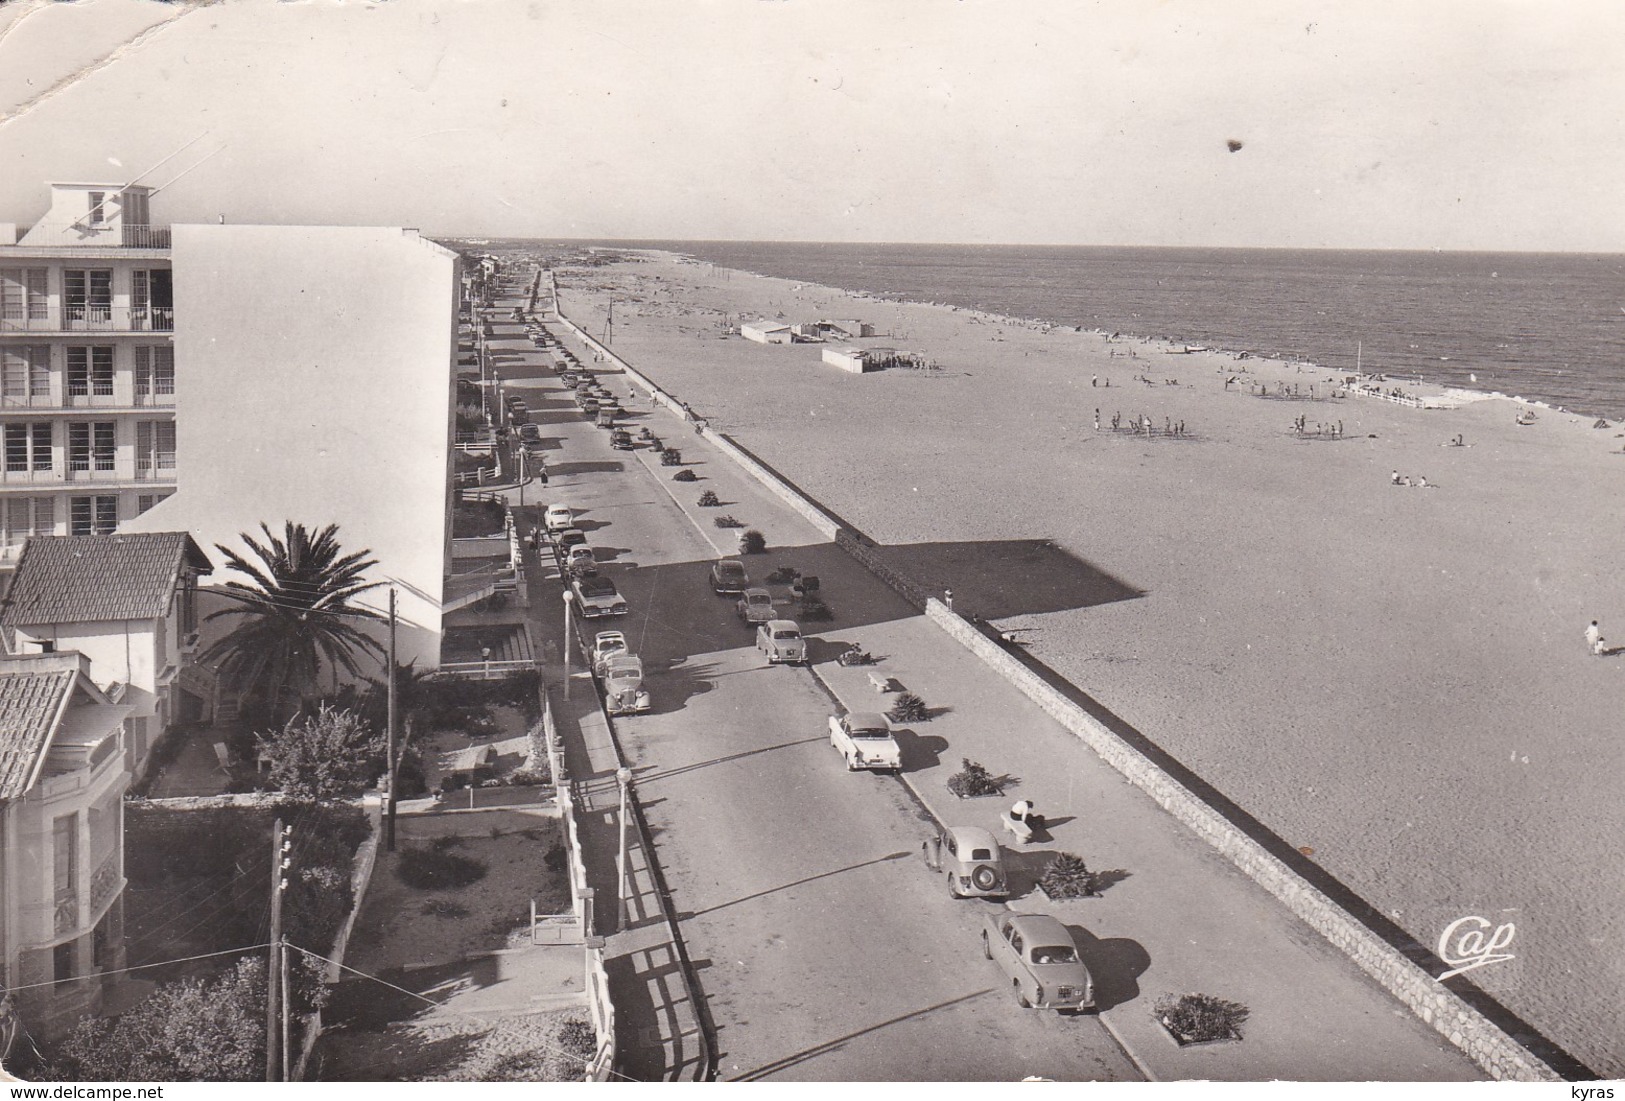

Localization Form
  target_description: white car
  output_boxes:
[564,544,596,575]
[544,504,574,532]
[591,631,628,676]
[571,574,628,617]
[736,588,775,625]
[756,619,807,665]
[828,711,902,772]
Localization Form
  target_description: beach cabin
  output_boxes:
[819,319,875,340]
[823,347,872,374]
[740,321,794,345]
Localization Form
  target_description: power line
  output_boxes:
[2,944,269,994]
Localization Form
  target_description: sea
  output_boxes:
[491,240,1625,420]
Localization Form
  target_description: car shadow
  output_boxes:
[1068,926,1150,1011]
[891,728,949,772]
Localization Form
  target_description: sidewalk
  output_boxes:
[477,289,712,1081]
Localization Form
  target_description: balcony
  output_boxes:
[0,306,174,335]
[14,223,172,250]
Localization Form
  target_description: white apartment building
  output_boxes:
[0,184,176,561]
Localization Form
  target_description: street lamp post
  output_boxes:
[616,766,633,932]
[562,590,575,700]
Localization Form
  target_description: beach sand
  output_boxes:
[551,251,1625,1077]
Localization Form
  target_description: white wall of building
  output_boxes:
[124,225,459,670]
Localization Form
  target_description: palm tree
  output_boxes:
[199,522,386,719]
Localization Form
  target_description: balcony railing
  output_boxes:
[16,223,171,249]
[0,307,173,333]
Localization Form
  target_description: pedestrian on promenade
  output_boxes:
[1585,620,1602,653]
[1092,375,1098,388]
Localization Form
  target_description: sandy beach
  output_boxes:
[546,250,1625,1077]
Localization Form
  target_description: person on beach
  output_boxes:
[1594,636,1609,657]
[1585,620,1602,653]
[1092,375,1098,387]
[1391,470,1404,485]
[1094,409,1101,431]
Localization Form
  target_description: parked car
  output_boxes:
[610,429,634,450]
[509,409,531,427]
[981,913,1095,1011]
[710,558,749,594]
[595,407,615,429]
[827,711,901,772]
[580,396,599,414]
[553,528,587,555]
[602,654,651,715]
[544,504,574,532]
[756,619,807,665]
[736,588,775,624]
[518,423,543,443]
[564,544,597,576]
[929,826,1008,899]
[571,574,628,617]
[591,630,628,676]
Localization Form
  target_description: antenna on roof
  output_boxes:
[73,131,212,229]
[148,142,226,198]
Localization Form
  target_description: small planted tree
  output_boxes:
[887,692,929,723]
[800,599,834,622]
[661,448,683,466]
[673,468,698,482]
[698,489,721,507]
[1155,993,1250,1045]
[1038,853,1101,900]
[946,758,1004,798]
[739,528,767,554]
[713,514,743,529]
[258,705,384,801]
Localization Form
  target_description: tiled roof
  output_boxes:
[0,663,74,800]
[2,532,211,628]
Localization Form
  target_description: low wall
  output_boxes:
[585,945,616,1082]
[921,598,1557,1083]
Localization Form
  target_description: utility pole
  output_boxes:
[265,818,288,1081]
[603,300,613,346]
[386,587,398,852]
[616,767,633,931]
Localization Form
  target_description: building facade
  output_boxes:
[0,185,176,565]
[0,652,131,1042]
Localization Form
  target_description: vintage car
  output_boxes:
[563,544,597,576]
[602,654,651,715]
[981,913,1095,1011]
[570,574,628,617]
[595,407,616,429]
[591,630,629,676]
[755,619,806,665]
[827,711,901,772]
[927,825,1008,899]
[736,588,775,624]
[544,504,574,532]
[552,528,588,556]
[518,423,543,443]
[579,396,600,415]
[609,429,634,450]
[710,558,749,594]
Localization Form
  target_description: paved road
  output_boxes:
[500,333,1140,1082]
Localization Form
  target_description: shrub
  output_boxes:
[739,528,767,554]
[765,565,799,584]
[661,448,683,466]
[256,705,384,801]
[1038,853,1101,900]
[673,468,698,482]
[1155,993,1250,1045]
[713,514,743,529]
[698,490,721,507]
[946,758,1003,798]
[887,692,929,724]
[398,844,488,890]
[546,1016,599,1079]
[800,599,834,622]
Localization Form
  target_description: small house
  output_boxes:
[740,321,793,345]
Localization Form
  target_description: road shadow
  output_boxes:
[869,538,1143,619]
[550,460,628,476]
[1069,926,1150,1012]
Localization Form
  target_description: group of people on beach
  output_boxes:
[1584,620,1612,657]
[1093,409,1189,437]
[1390,470,1433,489]
[1294,416,1344,438]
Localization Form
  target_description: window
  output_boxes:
[70,495,118,535]
[134,346,174,397]
[68,422,114,472]
[54,813,78,936]
[136,492,170,516]
[2,497,53,548]
[136,420,175,476]
[2,346,51,403]
[87,192,106,225]
[1,268,49,321]
[66,347,113,397]
[63,270,112,323]
[54,942,75,984]
[3,422,51,472]
[131,270,173,331]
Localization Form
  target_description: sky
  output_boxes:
[0,0,1621,251]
